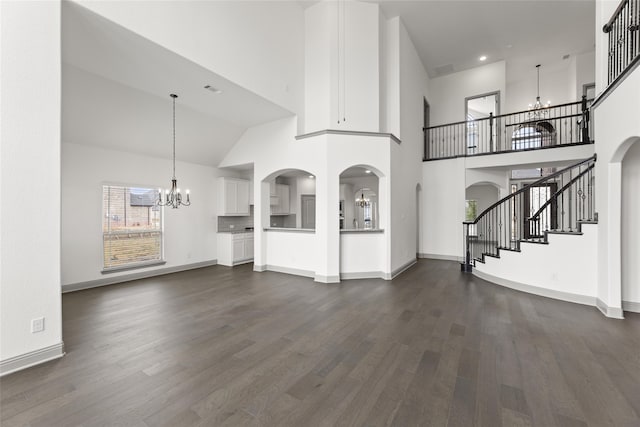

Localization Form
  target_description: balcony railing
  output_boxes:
[423,97,593,161]
[603,0,640,86]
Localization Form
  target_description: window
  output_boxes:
[465,200,477,221]
[102,185,163,271]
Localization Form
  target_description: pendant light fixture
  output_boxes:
[528,64,551,119]
[157,93,191,208]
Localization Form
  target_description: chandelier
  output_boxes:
[528,64,551,119]
[157,93,191,208]
[356,191,370,208]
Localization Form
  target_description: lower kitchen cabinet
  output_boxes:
[217,232,254,266]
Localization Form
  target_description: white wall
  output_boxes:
[390,19,429,271]
[0,1,63,365]
[466,184,499,216]
[475,224,598,304]
[61,143,218,287]
[429,61,506,126]
[220,115,393,282]
[264,232,318,277]
[421,158,466,259]
[340,233,385,277]
[505,52,595,114]
[593,58,640,316]
[304,1,380,133]
[621,141,640,307]
[75,0,304,120]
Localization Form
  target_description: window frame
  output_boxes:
[101,183,166,274]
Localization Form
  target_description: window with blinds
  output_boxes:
[102,185,163,271]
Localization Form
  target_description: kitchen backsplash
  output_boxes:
[269,214,296,228]
[218,206,254,231]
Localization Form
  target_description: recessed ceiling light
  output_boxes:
[365,169,372,174]
[479,56,487,62]
[204,85,222,94]
[309,175,315,179]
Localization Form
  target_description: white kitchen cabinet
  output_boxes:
[249,180,254,205]
[271,184,290,215]
[218,177,250,216]
[217,232,254,266]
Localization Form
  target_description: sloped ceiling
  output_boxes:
[62,2,293,166]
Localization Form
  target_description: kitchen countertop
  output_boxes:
[263,227,315,233]
[218,229,254,234]
[340,228,384,233]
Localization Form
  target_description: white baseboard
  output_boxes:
[622,300,640,313]
[389,258,417,279]
[340,271,385,280]
[418,253,462,262]
[0,342,65,377]
[596,298,625,319]
[473,269,599,308]
[261,264,315,279]
[62,260,217,293]
[314,274,341,283]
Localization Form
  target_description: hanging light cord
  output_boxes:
[171,93,177,179]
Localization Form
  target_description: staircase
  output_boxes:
[462,155,597,271]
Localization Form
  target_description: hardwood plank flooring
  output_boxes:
[1,259,639,426]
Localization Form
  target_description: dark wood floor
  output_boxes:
[2,259,639,426]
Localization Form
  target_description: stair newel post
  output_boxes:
[581,95,590,143]
[489,112,494,153]
[461,222,473,273]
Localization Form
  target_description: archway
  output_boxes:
[620,138,640,312]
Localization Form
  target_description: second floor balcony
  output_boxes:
[423,97,593,161]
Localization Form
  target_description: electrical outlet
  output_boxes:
[31,317,45,333]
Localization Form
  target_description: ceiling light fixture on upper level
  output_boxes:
[157,94,191,209]
[204,85,222,94]
[528,64,551,119]
[479,55,487,61]
[365,169,372,174]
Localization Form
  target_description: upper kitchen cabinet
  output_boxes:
[218,177,250,216]
[271,183,290,215]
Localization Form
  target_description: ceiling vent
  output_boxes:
[204,85,222,94]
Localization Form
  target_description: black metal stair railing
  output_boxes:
[603,0,640,86]
[424,97,592,161]
[461,155,597,272]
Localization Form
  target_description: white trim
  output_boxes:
[418,253,462,262]
[0,342,65,377]
[295,129,401,144]
[253,264,267,272]
[340,271,385,280]
[389,258,417,279]
[314,274,341,283]
[473,269,599,308]
[622,300,640,313]
[62,260,217,293]
[595,298,625,319]
[264,264,315,279]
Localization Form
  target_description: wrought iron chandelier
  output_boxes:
[528,64,551,119]
[157,93,191,208]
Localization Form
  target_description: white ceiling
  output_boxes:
[374,0,595,78]
[62,1,596,166]
[61,2,293,166]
